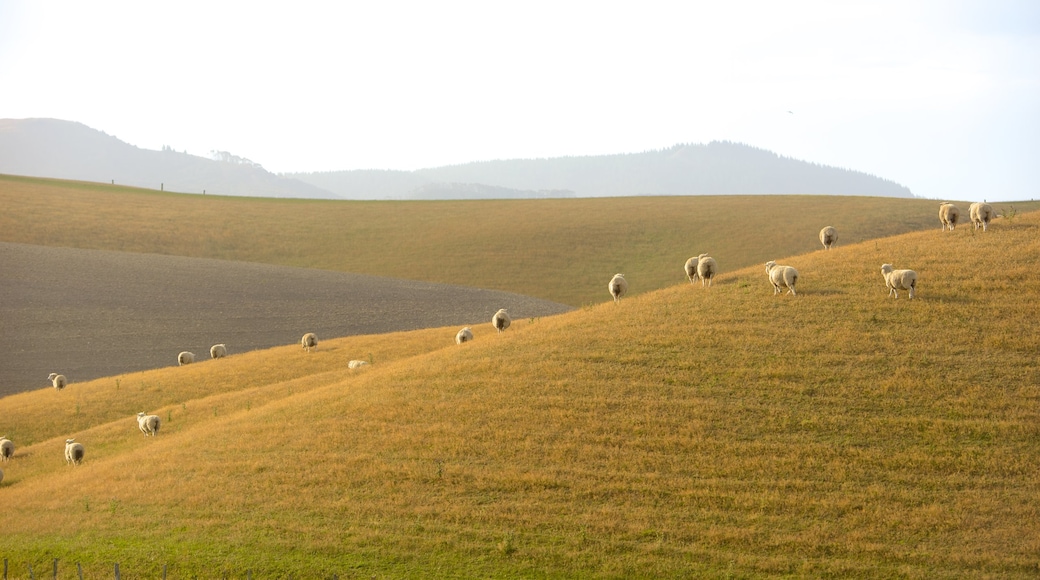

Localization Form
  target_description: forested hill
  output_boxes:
[288,142,914,199]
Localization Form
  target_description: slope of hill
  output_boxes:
[0,118,336,198]
[288,142,915,199]
[1,211,1038,577]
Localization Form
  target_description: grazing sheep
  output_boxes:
[348,360,369,369]
[881,263,917,299]
[210,343,227,359]
[819,226,838,250]
[939,203,960,231]
[492,309,511,333]
[684,257,701,284]
[696,254,718,288]
[177,351,195,366]
[301,333,318,352]
[48,372,67,390]
[65,438,84,465]
[0,436,13,462]
[608,273,628,304]
[136,412,161,436]
[765,261,799,296]
[969,202,995,232]
[455,327,474,344]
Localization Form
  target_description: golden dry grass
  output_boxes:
[2,210,1038,578]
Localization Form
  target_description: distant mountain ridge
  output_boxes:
[0,118,914,199]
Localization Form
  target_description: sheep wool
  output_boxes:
[137,412,162,436]
[939,203,960,231]
[881,263,917,299]
[608,274,628,304]
[0,436,13,462]
[819,226,838,250]
[210,343,227,359]
[765,261,799,296]
[455,327,474,344]
[177,351,195,366]
[696,254,718,288]
[302,333,318,352]
[348,360,369,369]
[969,202,995,232]
[65,438,85,465]
[48,373,67,390]
[492,309,511,333]
[684,257,701,284]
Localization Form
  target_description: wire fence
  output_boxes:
[2,559,343,580]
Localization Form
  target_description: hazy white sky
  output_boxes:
[1,1,1037,200]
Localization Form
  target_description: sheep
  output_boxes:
[0,436,13,462]
[969,202,995,232]
[684,257,701,284]
[696,254,718,288]
[819,226,838,250]
[301,332,318,352]
[137,412,161,436]
[210,343,227,359]
[48,372,67,390]
[608,273,628,304]
[348,360,369,369]
[765,261,799,296]
[455,327,474,344]
[939,202,960,231]
[880,263,917,299]
[65,438,84,465]
[492,309,511,333]
[177,351,195,366]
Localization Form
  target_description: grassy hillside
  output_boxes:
[2,210,1038,578]
[5,173,1035,306]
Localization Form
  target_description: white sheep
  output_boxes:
[939,203,960,231]
[0,436,13,462]
[492,309,511,333]
[48,373,67,390]
[65,438,84,465]
[608,273,628,304]
[348,360,369,369]
[455,327,474,344]
[684,257,701,284]
[210,343,227,359]
[696,254,718,288]
[177,351,195,366]
[819,226,838,250]
[880,263,917,299]
[301,332,318,352]
[137,412,161,436]
[765,261,799,296]
[969,202,995,232]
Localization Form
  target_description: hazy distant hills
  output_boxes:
[1,118,914,199]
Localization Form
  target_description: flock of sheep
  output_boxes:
[2,201,997,476]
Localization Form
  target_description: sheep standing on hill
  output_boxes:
[969,202,995,232]
[492,309,511,333]
[455,327,474,344]
[210,344,227,359]
[0,436,13,462]
[48,373,67,391]
[684,257,701,284]
[939,203,960,231]
[819,226,838,250]
[65,438,84,465]
[696,254,718,288]
[302,333,318,352]
[765,261,799,296]
[137,412,161,436]
[348,360,369,369]
[881,264,917,299]
[177,352,195,366]
[608,274,628,304]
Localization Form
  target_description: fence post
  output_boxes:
[27,563,33,580]
[114,562,120,580]
[3,557,6,580]
[53,559,58,580]
[77,563,83,580]
[163,563,167,579]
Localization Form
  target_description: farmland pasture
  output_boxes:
[1,204,1038,577]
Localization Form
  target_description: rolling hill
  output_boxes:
[1,208,1038,577]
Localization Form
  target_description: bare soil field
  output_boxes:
[0,242,571,396]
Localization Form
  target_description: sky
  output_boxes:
[1,1,1037,200]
